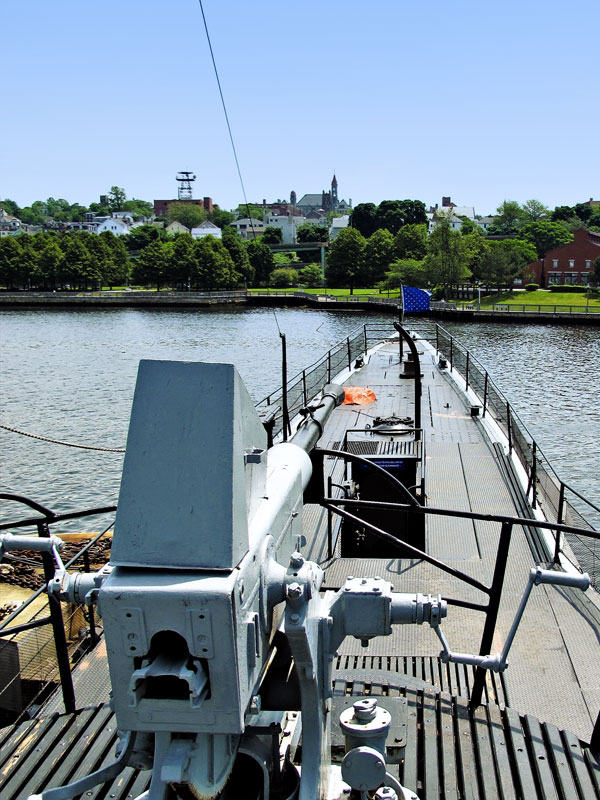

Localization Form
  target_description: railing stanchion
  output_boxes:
[506,403,512,453]
[347,337,351,370]
[38,520,77,714]
[482,372,488,418]
[554,483,566,563]
[527,441,537,509]
[465,352,470,391]
[327,475,333,559]
[470,521,513,709]
[302,370,307,406]
[450,337,453,371]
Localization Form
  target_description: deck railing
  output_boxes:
[438,301,600,315]
[0,495,115,725]
[433,324,600,587]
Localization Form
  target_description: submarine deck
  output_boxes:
[302,335,600,744]
[2,331,599,800]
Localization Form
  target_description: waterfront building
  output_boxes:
[526,228,600,286]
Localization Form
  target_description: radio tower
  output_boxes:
[176,171,196,200]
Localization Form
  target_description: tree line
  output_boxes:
[326,217,575,293]
[0,226,282,291]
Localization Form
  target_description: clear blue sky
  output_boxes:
[1,0,598,216]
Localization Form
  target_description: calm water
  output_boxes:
[0,309,598,527]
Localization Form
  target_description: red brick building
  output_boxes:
[526,228,600,287]
[153,197,213,219]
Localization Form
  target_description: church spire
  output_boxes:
[331,173,338,207]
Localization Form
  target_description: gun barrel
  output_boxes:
[291,384,345,454]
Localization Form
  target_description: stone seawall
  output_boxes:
[0,291,598,323]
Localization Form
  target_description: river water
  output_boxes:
[0,308,598,527]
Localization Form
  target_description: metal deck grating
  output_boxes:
[2,695,598,800]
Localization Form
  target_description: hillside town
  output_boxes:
[1,173,599,294]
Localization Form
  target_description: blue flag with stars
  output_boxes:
[402,285,431,313]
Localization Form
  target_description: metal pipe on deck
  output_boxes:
[290,383,345,454]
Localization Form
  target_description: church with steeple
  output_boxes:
[296,174,351,216]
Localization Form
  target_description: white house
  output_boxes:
[477,216,496,232]
[264,213,307,244]
[329,215,350,241]
[230,218,265,239]
[0,208,21,237]
[166,221,190,235]
[95,217,131,236]
[191,220,222,239]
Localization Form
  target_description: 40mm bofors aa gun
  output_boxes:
[18,360,588,800]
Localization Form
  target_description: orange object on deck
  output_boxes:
[342,387,376,405]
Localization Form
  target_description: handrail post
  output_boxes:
[363,324,368,354]
[347,337,352,370]
[449,337,453,371]
[554,483,566,563]
[302,370,307,406]
[435,324,439,353]
[327,350,331,383]
[526,440,537,509]
[470,521,513,708]
[280,333,290,441]
[482,372,488,418]
[465,351,470,391]
[506,403,512,453]
[327,475,333,559]
[38,520,76,714]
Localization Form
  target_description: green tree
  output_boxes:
[208,206,235,228]
[124,224,165,252]
[591,257,600,286]
[167,202,207,229]
[247,240,274,286]
[479,239,537,287]
[133,239,168,290]
[522,199,550,221]
[87,235,114,289]
[424,217,470,292]
[121,198,154,220]
[379,259,427,290]
[234,204,265,221]
[573,203,593,224]
[350,203,377,237]
[169,232,196,288]
[100,231,130,287]
[374,201,405,235]
[18,203,47,226]
[108,186,126,211]
[31,234,63,289]
[299,263,323,287]
[0,236,24,288]
[395,223,427,260]
[373,199,427,234]
[360,228,395,285]
[221,227,253,285]
[326,228,366,290]
[59,234,92,288]
[262,226,283,244]
[518,221,572,258]
[460,231,489,282]
[0,198,20,216]
[194,236,238,290]
[488,200,526,235]
[551,205,574,222]
[270,267,299,287]
[296,223,328,243]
